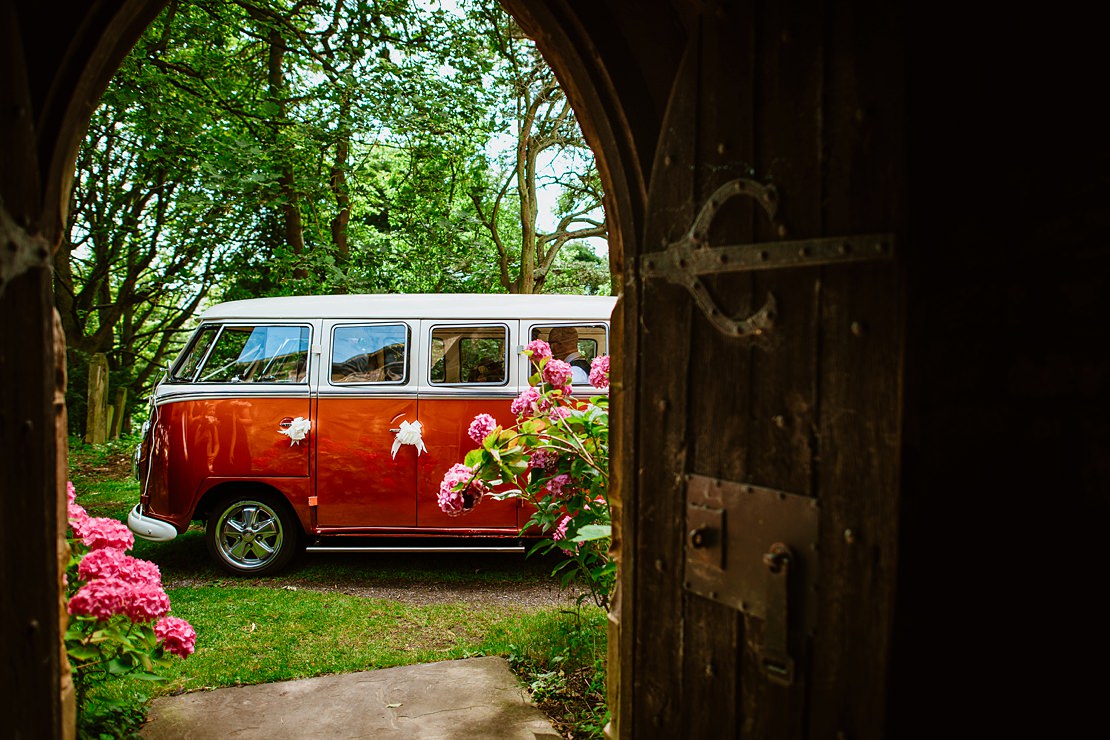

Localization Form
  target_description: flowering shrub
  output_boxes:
[64,482,196,729]
[439,342,614,610]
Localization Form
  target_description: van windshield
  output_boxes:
[182,325,310,384]
[171,325,219,382]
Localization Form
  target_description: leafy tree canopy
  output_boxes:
[60,0,609,434]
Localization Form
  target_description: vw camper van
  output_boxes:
[128,293,616,575]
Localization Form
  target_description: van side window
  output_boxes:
[530,324,608,364]
[331,324,408,384]
[196,325,310,383]
[430,326,508,385]
[172,324,219,381]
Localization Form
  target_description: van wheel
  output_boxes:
[205,494,299,576]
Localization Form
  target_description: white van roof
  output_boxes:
[199,293,618,321]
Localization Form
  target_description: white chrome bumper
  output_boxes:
[127,505,179,542]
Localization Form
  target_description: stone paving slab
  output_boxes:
[141,656,562,739]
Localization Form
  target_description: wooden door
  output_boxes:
[622,1,905,737]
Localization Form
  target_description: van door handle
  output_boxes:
[390,420,427,458]
[279,417,295,428]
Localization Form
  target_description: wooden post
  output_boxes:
[0,268,67,738]
[85,353,108,445]
[54,311,76,731]
[111,387,127,439]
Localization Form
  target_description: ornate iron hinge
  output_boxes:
[641,178,895,337]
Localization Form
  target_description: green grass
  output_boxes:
[156,587,603,691]
[68,439,609,738]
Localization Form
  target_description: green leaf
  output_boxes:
[483,428,505,448]
[66,644,101,662]
[571,524,612,542]
[129,672,169,682]
[107,656,135,675]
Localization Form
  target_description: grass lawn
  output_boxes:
[68,436,608,739]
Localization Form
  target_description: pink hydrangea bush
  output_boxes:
[65,482,197,719]
[439,340,614,609]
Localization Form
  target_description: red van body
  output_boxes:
[129,293,614,574]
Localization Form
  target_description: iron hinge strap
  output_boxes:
[638,178,895,337]
[641,232,896,278]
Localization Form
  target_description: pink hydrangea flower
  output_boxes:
[122,558,162,587]
[437,463,488,516]
[67,577,130,621]
[68,502,90,537]
[78,548,161,586]
[582,495,608,514]
[67,480,77,504]
[548,405,572,421]
[524,339,552,362]
[551,515,579,553]
[543,359,573,389]
[68,576,171,623]
[511,386,549,416]
[155,616,197,658]
[123,584,171,622]
[589,355,610,389]
[467,413,498,445]
[552,515,571,541]
[528,450,557,472]
[546,474,573,497]
[81,517,135,551]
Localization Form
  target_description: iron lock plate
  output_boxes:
[684,474,820,637]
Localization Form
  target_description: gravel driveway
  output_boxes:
[161,547,589,610]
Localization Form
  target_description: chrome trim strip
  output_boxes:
[314,392,421,400]
[306,545,525,553]
[154,389,312,406]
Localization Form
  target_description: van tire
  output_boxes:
[205,493,300,576]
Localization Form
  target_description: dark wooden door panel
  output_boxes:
[630,0,904,737]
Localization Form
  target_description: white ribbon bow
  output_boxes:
[278,416,311,445]
[391,420,428,459]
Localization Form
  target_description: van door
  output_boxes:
[170,322,315,483]
[414,319,520,529]
[314,321,418,527]
[519,321,611,530]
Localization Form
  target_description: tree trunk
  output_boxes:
[84,353,108,445]
[268,27,307,280]
[110,386,127,439]
[330,93,351,280]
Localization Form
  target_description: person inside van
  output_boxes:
[548,326,590,384]
[468,359,504,383]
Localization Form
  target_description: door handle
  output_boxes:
[276,416,310,445]
[390,420,427,458]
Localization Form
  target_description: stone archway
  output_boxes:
[1,1,657,734]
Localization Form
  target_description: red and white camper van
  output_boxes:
[128,293,615,575]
